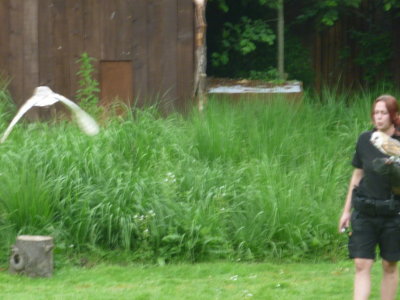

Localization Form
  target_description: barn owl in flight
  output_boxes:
[0,86,99,143]
[370,131,400,164]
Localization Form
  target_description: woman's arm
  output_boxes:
[338,168,364,232]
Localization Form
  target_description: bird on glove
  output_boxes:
[0,86,99,143]
[370,131,400,164]
[370,131,400,194]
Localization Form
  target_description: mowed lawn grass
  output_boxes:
[0,260,387,300]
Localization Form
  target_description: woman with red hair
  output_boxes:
[339,95,400,300]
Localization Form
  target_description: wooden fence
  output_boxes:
[312,17,363,91]
[1,0,399,115]
[312,0,400,91]
[0,0,195,115]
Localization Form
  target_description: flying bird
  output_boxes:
[0,86,99,143]
[370,131,400,164]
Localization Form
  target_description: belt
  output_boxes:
[352,191,400,217]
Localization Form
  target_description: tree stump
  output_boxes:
[9,235,54,277]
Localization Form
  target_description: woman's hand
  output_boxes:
[339,211,351,233]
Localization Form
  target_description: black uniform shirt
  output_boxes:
[352,130,400,200]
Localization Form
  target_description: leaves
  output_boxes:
[211,17,275,67]
[75,53,101,116]
[383,0,400,11]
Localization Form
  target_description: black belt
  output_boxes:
[352,190,400,217]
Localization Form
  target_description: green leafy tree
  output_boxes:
[383,0,400,10]
[297,0,362,26]
[211,16,275,67]
[207,0,400,87]
[210,1,319,82]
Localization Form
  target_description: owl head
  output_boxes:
[33,86,53,97]
[370,131,387,149]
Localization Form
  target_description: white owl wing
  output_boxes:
[0,95,45,143]
[382,137,400,157]
[53,93,100,136]
[1,89,99,143]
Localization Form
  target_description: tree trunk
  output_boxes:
[277,0,285,81]
[9,235,54,277]
[193,0,207,111]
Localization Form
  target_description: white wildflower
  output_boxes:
[164,172,176,183]
[230,275,238,281]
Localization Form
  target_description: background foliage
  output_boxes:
[207,0,400,88]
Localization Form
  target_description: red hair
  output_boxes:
[371,95,400,128]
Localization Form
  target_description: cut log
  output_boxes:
[9,235,54,277]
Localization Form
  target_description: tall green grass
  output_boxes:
[0,88,385,264]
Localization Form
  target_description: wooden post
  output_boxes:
[9,235,54,277]
[193,0,207,111]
